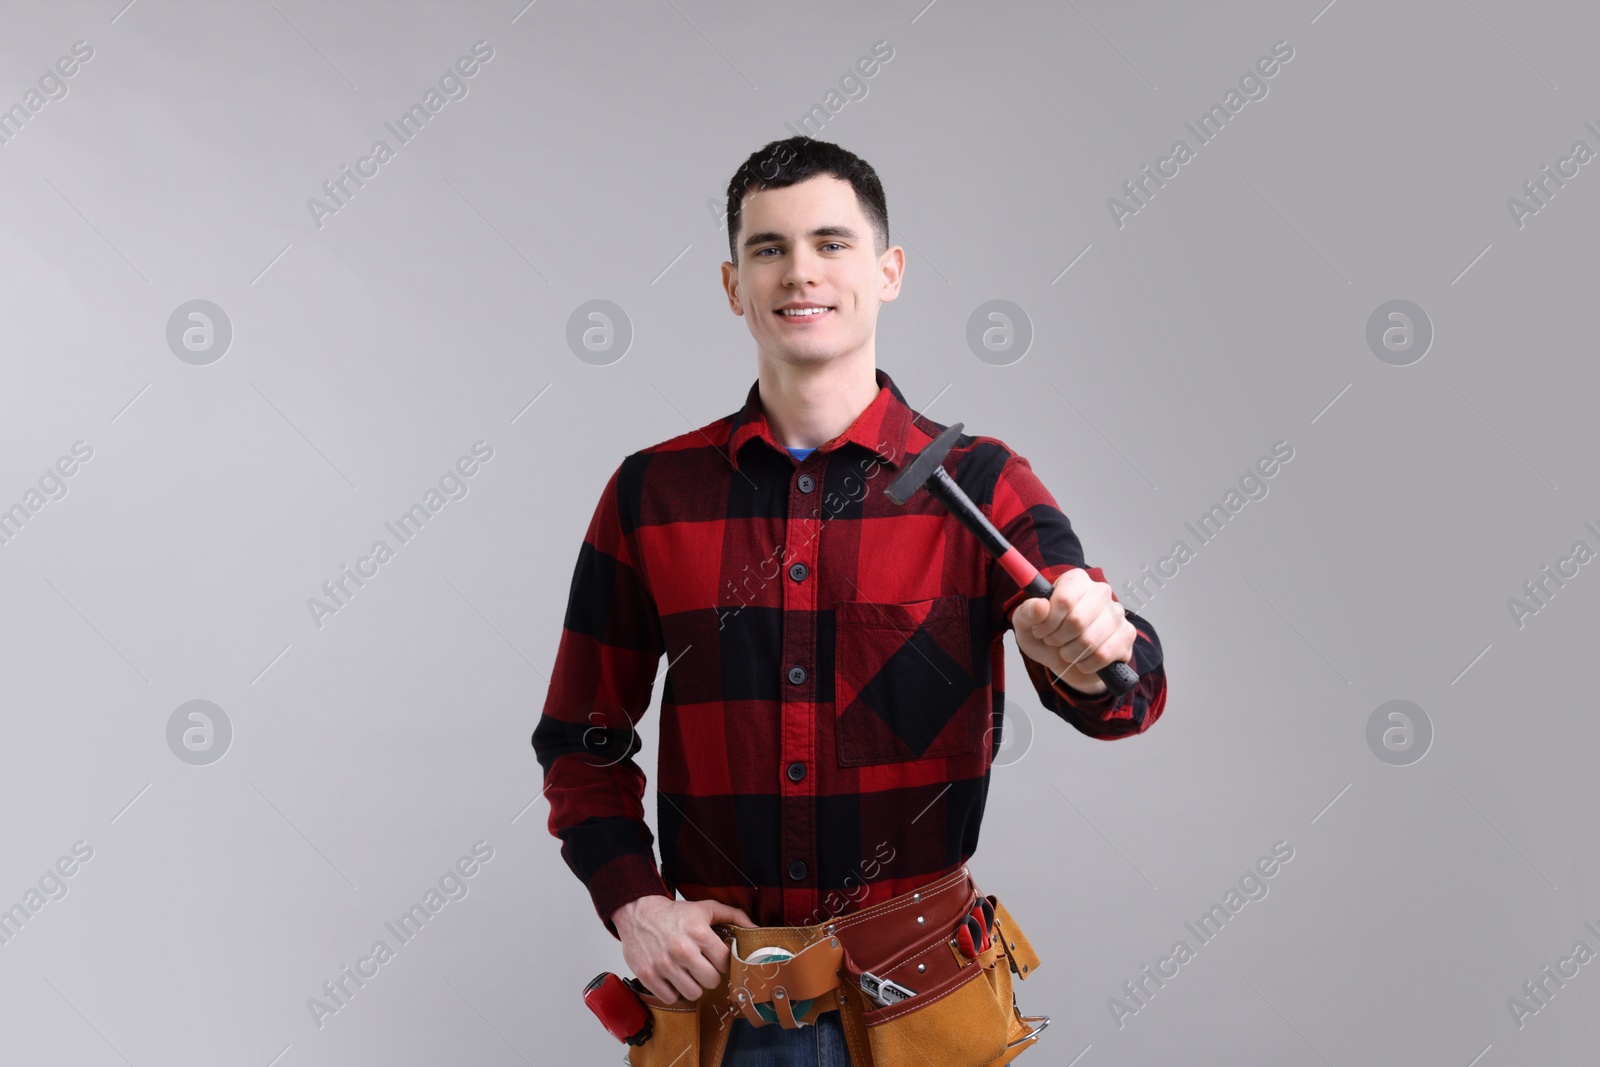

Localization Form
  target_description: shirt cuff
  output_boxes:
[1024,651,1127,715]
[589,853,673,940]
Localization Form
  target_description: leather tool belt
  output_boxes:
[625,865,1048,1067]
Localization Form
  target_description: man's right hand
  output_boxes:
[612,895,757,1004]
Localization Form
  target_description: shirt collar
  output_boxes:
[726,367,914,473]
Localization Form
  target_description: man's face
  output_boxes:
[721,175,904,368]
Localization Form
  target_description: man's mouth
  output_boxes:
[776,305,834,321]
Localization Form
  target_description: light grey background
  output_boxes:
[1,0,1595,1064]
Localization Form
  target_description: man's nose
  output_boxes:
[782,247,822,287]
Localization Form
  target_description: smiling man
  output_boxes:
[534,137,1168,1066]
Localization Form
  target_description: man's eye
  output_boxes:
[821,243,845,251]
[756,247,781,256]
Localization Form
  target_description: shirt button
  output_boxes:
[788,562,809,582]
[797,474,815,493]
[786,761,806,782]
[787,665,807,685]
[788,860,808,881]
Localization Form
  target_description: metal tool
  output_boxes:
[1007,1013,1050,1049]
[884,422,1138,697]
[859,970,918,1006]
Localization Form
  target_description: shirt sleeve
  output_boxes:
[531,459,673,938]
[987,449,1168,739]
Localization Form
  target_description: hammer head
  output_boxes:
[885,422,964,505]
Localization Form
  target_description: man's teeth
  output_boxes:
[781,307,830,316]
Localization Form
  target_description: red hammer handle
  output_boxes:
[997,548,1138,697]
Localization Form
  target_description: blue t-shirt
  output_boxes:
[786,447,815,461]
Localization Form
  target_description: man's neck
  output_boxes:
[756,351,880,450]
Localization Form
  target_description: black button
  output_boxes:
[788,860,808,881]
[786,761,806,782]
[788,562,808,582]
[787,665,807,685]
[797,474,815,493]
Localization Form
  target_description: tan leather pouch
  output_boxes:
[625,994,700,1067]
[847,891,1045,1067]
[980,893,1048,1067]
[860,949,1011,1066]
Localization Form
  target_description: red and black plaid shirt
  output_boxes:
[533,368,1167,937]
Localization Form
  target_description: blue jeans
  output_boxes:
[722,1008,853,1066]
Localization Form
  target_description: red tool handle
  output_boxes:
[997,548,1138,696]
[956,898,996,957]
[583,971,653,1046]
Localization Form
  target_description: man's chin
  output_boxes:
[768,337,856,365]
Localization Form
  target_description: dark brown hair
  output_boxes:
[724,136,888,265]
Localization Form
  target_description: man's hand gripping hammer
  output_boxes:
[884,422,1138,697]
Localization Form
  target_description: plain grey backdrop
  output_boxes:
[2,0,1597,1064]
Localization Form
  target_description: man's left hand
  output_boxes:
[1011,568,1135,697]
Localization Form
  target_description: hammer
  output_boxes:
[885,422,1138,697]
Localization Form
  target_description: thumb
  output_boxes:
[705,900,757,928]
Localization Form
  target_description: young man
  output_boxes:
[533,137,1168,1064]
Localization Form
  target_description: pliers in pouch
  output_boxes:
[955,897,995,958]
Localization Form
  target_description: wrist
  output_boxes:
[1059,672,1108,697]
[1025,647,1108,697]
[611,892,669,934]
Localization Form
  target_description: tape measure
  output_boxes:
[745,946,815,1024]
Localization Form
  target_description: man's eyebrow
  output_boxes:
[741,225,861,249]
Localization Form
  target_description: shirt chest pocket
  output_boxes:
[833,594,984,766]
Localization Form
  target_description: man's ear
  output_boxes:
[720,260,746,316]
[877,245,906,302]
